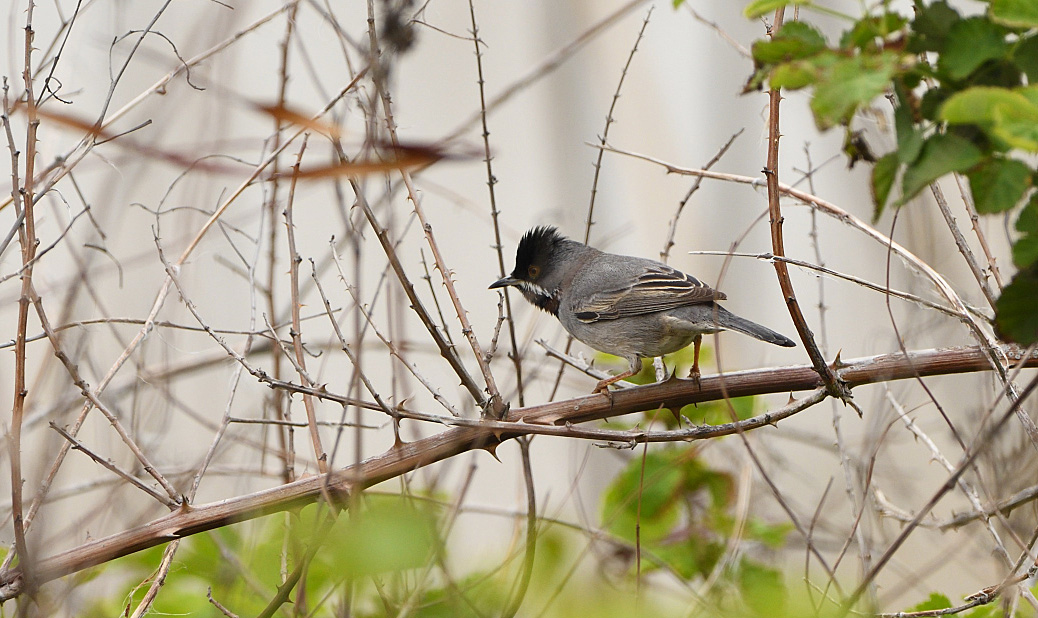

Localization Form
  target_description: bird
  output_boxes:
[489,226,796,392]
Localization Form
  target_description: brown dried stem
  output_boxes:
[284,136,328,473]
[366,8,503,418]
[930,181,998,311]
[47,424,174,507]
[762,8,851,405]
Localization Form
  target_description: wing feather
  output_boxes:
[573,264,725,322]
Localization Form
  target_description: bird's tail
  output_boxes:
[714,305,796,347]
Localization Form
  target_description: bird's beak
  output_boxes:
[489,276,520,289]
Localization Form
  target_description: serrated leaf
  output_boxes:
[752,21,827,64]
[872,152,900,219]
[995,118,1038,151]
[769,56,830,90]
[810,52,900,129]
[938,18,1008,81]
[840,13,909,50]
[991,0,1038,28]
[941,87,1038,123]
[940,86,1038,151]
[900,133,984,202]
[909,1,960,53]
[744,0,809,19]
[995,263,1038,345]
[968,157,1033,213]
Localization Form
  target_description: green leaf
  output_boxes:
[919,87,950,121]
[910,593,952,612]
[938,18,1008,81]
[968,157,1033,213]
[1017,194,1038,234]
[810,52,900,129]
[900,133,984,202]
[744,0,809,19]
[909,1,960,53]
[769,57,828,90]
[840,13,909,50]
[990,0,1038,28]
[745,518,793,549]
[738,559,787,617]
[894,89,924,164]
[940,86,1038,123]
[337,495,438,576]
[601,450,684,542]
[679,396,757,425]
[1012,232,1038,268]
[1014,36,1038,83]
[940,86,1038,151]
[995,262,1038,345]
[752,21,827,64]
[871,152,900,219]
[1020,85,1038,108]
[1013,196,1038,267]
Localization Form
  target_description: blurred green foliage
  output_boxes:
[738,0,1038,344]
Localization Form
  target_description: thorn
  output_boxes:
[481,443,502,463]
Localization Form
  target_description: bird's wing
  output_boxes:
[572,263,726,322]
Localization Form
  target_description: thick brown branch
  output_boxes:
[0,344,1034,599]
[762,8,850,405]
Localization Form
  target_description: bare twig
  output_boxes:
[283,135,329,473]
[843,372,1038,613]
[930,182,998,310]
[586,6,652,244]
[207,587,240,618]
[661,130,742,263]
[366,5,503,417]
[688,250,982,319]
[468,0,526,415]
[953,172,1004,289]
[47,424,175,507]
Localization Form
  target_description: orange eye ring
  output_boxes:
[528,265,541,279]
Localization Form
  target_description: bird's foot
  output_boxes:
[688,365,702,390]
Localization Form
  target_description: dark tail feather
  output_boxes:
[715,305,796,347]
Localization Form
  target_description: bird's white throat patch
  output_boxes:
[518,281,552,299]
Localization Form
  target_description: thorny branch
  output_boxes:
[762,8,852,406]
[0,344,1035,599]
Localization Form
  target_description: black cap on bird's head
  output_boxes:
[489,226,572,315]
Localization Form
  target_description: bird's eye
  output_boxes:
[528,265,541,279]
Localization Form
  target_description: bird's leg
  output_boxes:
[688,334,703,388]
[593,368,638,394]
[593,359,641,394]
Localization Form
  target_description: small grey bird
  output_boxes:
[490,226,796,392]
